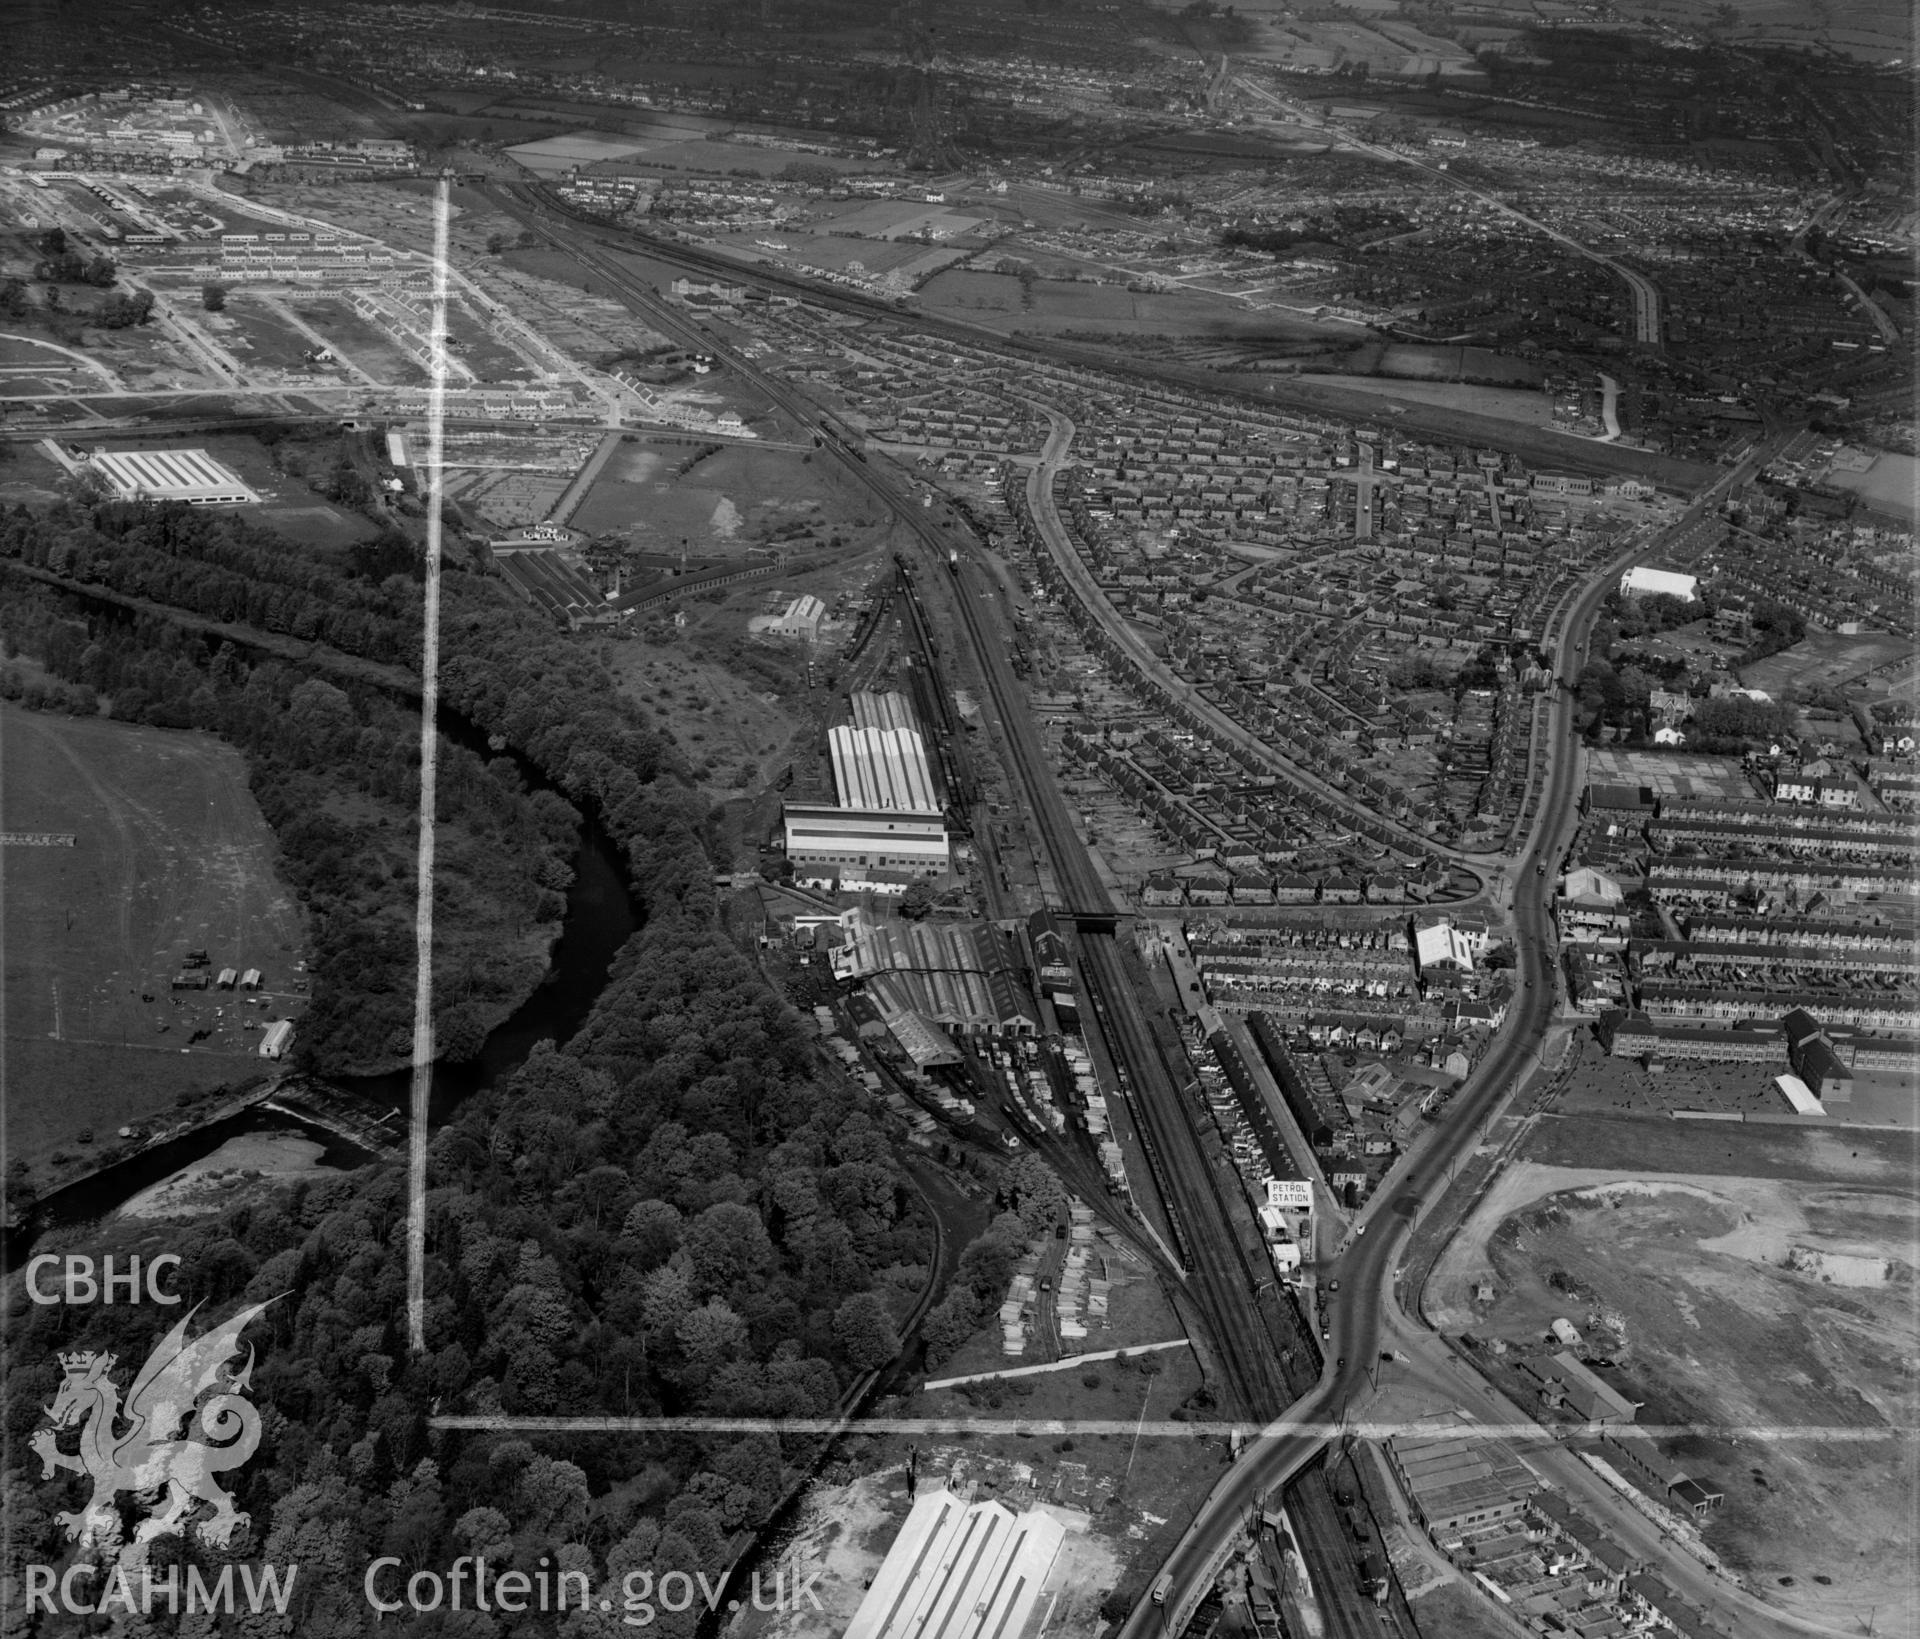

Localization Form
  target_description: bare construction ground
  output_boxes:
[1428,1120,1920,1636]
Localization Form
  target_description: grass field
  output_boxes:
[443,302,540,383]
[507,131,650,171]
[286,296,429,385]
[1740,629,1912,701]
[255,502,381,550]
[916,267,1325,338]
[607,550,883,814]
[210,298,331,376]
[1,706,307,1162]
[718,232,934,277]
[1347,342,1543,385]
[1295,373,1557,427]
[2,1037,261,1163]
[572,439,870,549]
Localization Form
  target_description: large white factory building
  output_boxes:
[782,699,949,879]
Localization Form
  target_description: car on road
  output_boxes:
[1327,1280,1339,1291]
[1321,1329,1331,1341]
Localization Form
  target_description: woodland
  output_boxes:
[1,495,936,1635]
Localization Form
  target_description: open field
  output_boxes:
[1,707,307,1162]
[1523,1112,1920,1180]
[0,319,196,393]
[507,131,651,171]
[2,1037,264,1164]
[1740,628,1914,701]
[1345,342,1543,385]
[633,137,872,176]
[0,332,111,375]
[442,303,540,383]
[715,232,943,278]
[1430,1141,1920,1635]
[572,438,869,548]
[917,269,1290,337]
[1821,451,1917,520]
[257,503,381,550]
[119,1130,333,1220]
[827,202,988,241]
[606,549,893,813]
[1295,373,1556,426]
[206,296,339,378]
[285,295,430,384]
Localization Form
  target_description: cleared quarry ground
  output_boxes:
[1429,1116,1920,1637]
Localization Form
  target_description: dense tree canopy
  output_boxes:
[1,491,936,1631]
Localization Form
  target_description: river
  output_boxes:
[6,708,641,1259]
[334,798,637,1127]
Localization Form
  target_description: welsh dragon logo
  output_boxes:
[31,1297,279,1554]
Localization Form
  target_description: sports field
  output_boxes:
[1,707,307,1159]
[1823,451,1917,521]
[1295,374,1557,427]
[508,131,649,172]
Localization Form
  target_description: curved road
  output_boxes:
[1021,402,1491,877]
[1121,444,1794,1639]
[487,174,1813,1638]
[1231,76,1662,348]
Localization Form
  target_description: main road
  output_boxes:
[488,189,1316,1435]
[1117,441,1789,1639]
[1231,75,1662,347]
[480,178,1812,1638]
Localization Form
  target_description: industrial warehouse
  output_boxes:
[80,446,261,505]
[782,690,951,882]
[844,1488,1065,1639]
[832,906,1048,1037]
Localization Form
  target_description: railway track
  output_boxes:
[1283,1463,1398,1639]
[494,192,1360,1617]
[483,177,1704,488]
[941,548,1298,1420]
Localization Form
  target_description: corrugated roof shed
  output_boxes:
[830,724,941,812]
[845,1490,1063,1639]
